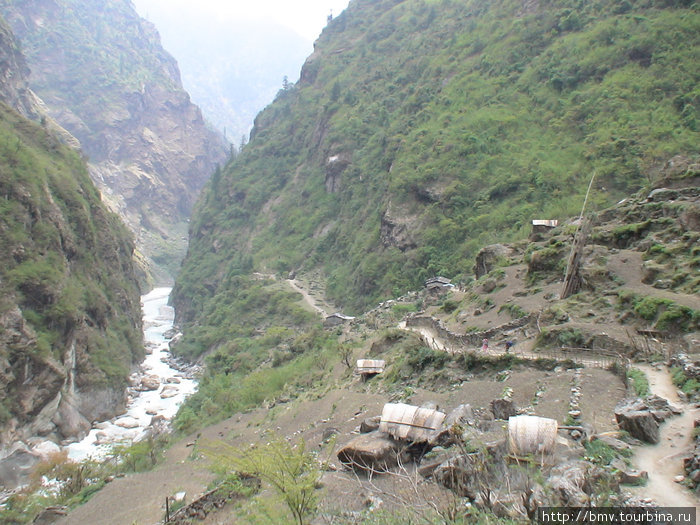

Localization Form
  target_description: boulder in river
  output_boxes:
[140,375,160,391]
[115,416,140,429]
[160,385,179,399]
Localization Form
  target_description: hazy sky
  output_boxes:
[133,0,351,41]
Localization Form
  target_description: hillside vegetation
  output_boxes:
[0,102,142,441]
[173,0,698,364]
[0,0,228,283]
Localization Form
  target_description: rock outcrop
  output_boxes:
[0,0,229,282]
[614,396,679,444]
[0,22,142,485]
[337,431,409,473]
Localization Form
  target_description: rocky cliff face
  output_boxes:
[0,0,229,283]
[0,17,143,486]
[0,17,32,116]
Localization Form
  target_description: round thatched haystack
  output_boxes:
[507,415,558,456]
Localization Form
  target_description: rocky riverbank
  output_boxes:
[67,288,198,461]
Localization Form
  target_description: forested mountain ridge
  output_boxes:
[173,0,698,340]
[0,17,143,456]
[0,0,229,283]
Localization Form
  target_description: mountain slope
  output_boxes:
[0,0,229,282]
[0,25,143,459]
[173,0,699,352]
[132,3,313,142]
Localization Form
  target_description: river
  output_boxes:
[66,287,197,461]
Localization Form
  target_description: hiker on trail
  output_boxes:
[481,338,489,352]
[504,340,514,353]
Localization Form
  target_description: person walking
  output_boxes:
[481,338,489,352]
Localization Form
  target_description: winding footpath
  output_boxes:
[628,365,699,509]
[401,320,700,508]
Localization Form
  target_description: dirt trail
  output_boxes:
[286,279,330,317]
[628,364,699,508]
[398,321,451,352]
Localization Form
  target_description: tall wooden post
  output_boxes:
[561,215,592,299]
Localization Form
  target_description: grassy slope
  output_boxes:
[173,0,698,366]
[0,103,142,423]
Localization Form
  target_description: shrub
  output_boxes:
[440,299,460,313]
[626,367,650,397]
[498,303,528,319]
[204,434,320,525]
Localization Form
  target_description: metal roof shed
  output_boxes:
[356,359,386,375]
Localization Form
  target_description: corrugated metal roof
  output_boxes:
[327,312,355,320]
[379,403,446,442]
[356,359,386,374]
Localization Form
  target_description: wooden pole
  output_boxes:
[561,171,597,300]
[165,496,170,523]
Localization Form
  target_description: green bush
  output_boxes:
[440,299,460,313]
[498,303,528,319]
[626,367,650,397]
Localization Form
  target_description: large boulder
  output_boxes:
[53,393,91,440]
[614,396,678,445]
[444,404,475,428]
[548,460,608,506]
[337,432,408,473]
[432,454,481,500]
[491,399,518,420]
[614,399,660,444]
[0,442,42,489]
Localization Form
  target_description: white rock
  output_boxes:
[160,386,179,399]
[115,417,140,429]
[31,440,61,460]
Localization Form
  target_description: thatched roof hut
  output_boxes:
[356,359,386,376]
[507,415,558,456]
[378,403,446,442]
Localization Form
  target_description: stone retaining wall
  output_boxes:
[166,476,259,524]
[405,314,533,350]
[404,314,625,368]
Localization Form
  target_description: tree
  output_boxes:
[204,433,320,525]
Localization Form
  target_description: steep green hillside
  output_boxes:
[0,102,142,441]
[173,0,698,354]
[0,0,228,284]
